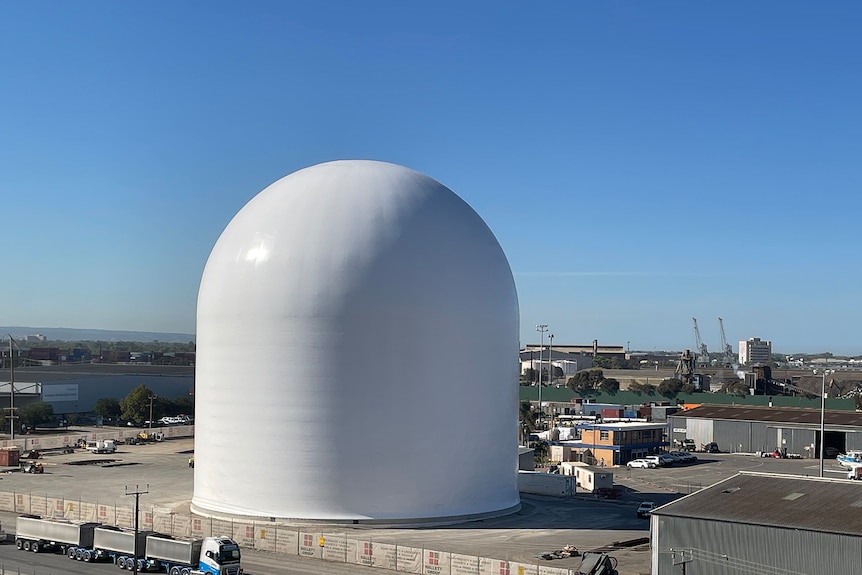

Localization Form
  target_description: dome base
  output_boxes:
[189,501,522,528]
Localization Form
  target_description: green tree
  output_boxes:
[658,378,683,396]
[567,368,605,395]
[93,398,121,421]
[599,378,620,394]
[120,384,156,423]
[19,402,54,428]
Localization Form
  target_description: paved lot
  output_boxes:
[0,438,846,575]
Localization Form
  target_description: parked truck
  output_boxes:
[87,439,117,454]
[14,515,100,554]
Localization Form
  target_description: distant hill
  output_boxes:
[0,326,195,344]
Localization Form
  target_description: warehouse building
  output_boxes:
[669,404,862,456]
[651,472,862,574]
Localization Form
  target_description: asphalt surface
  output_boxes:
[0,435,843,575]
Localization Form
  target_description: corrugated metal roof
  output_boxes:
[677,404,862,427]
[654,472,862,536]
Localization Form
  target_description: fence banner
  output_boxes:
[275,528,299,555]
[253,522,278,552]
[232,522,256,549]
[115,505,133,527]
[79,501,97,523]
[62,499,78,520]
[480,557,510,575]
[346,539,361,564]
[423,549,451,575]
[538,566,571,575]
[14,493,30,515]
[509,562,539,575]
[321,533,348,562]
[152,511,173,535]
[0,492,14,513]
[371,541,396,570]
[397,545,423,573]
[452,553,480,575]
[212,518,233,539]
[299,531,322,559]
[191,516,207,538]
[29,495,47,517]
[172,513,191,538]
[97,503,116,525]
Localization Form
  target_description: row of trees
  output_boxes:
[0,385,193,431]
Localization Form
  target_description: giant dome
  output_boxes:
[191,160,520,523]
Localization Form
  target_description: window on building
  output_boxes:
[600,430,609,440]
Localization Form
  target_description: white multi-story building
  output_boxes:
[739,337,772,365]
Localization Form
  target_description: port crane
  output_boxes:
[718,317,735,367]
[692,318,709,367]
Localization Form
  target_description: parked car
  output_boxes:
[636,501,656,518]
[627,458,657,469]
[657,454,676,467]
[669,451,697,463]
[644,455,662,467]
[702,442,720,453]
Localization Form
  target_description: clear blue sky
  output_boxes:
[2,2,860,355]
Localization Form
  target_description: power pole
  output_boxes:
[125,484,149,575]
[5,335,17,440]
[148,395,158,430]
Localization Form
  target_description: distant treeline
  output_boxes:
[24,339,196,354]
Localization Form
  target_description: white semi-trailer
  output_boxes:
[66,525,151,566]
[145,534,242,575]
[15,515,100,554]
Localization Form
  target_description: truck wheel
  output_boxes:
[68,547,77,559]
[84,550,93,562]
[125,557,136,569]
[180,568,191,575]
[22,540,31,551]
[31,542,39,553]
[170,566,181,575]
[15,539,22,550]
[116,555,127,568]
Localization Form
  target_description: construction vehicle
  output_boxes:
[138,430,165,442]
[14,516,100,553]
[577,552,619,574]
[17,515,243,574]
[21,462,43,474]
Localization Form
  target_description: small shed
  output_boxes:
[573,465,614,493]
[0,448,20,467]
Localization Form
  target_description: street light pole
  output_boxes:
[148,395,157,431]
[820,370,831,478]
[7,335,16,440]
[536,325,548,430]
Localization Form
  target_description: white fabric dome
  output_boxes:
[191,160,520,523]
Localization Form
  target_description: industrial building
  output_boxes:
[739,337,771,365]
[668,404,862,456]
[651,472,862,574]
[192,160,521,524]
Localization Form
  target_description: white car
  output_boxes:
[627,458,657,469]
[637,501,657,518]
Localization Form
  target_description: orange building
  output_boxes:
[578,422,669,467]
